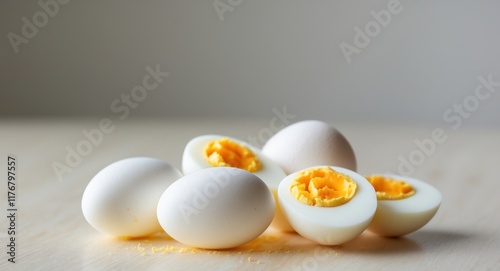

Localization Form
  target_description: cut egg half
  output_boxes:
[182,135,293,232]
[278,166,377,245]
[365,174,442,237]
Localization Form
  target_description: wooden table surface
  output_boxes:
[1,118,499,271]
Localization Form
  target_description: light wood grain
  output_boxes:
[1,118,499,271]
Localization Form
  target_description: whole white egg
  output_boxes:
[278,166,377,245]
[262,120,357,174]
[157,167,275,249]
[365,174,442,237]
[81,157,182,238]
[182,134,293,232]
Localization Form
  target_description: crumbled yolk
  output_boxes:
[291,167,357,207]
[366,175,415,200]
[204,138,261,172]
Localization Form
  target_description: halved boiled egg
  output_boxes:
[182,135,293,231]
[365,174,442,237]
[278,166,377,245]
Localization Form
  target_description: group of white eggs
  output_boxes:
[82,120,442,249]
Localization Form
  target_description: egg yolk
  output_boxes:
[205,138,261,172]
[366,175,415,200]
[291,167,357,207]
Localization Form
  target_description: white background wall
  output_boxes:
[2,0,499,127]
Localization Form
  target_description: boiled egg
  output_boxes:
[182,135,293,231]
[157,167,275,249]
[81,157,182,238]
[278,166,377,245]
[262,120,357,174]
[365,174,442,237]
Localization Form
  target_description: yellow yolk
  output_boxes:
[204,138,261,172]
[290,167,357,207]
[366,175,415,200]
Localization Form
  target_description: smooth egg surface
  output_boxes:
[366,174,442,237]
[157,167,275,249]
[278,166,377,245]
[262,120,357,174]
[82,157,183,238]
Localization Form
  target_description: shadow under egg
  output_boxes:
[224,230,319,254]
[336,231,422,255]
[406,229,475,252]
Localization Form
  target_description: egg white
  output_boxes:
[278,166,377,245]
[366,174,442,237]
[182,134,293,232]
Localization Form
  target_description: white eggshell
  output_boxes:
[278,166,377,245]
[367,174,442,237]
[157,167,275,249]
[262,120,357,174]
[82,157,182,238]
[182,134,293,232]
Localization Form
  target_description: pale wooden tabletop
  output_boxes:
[1,118,499,271]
